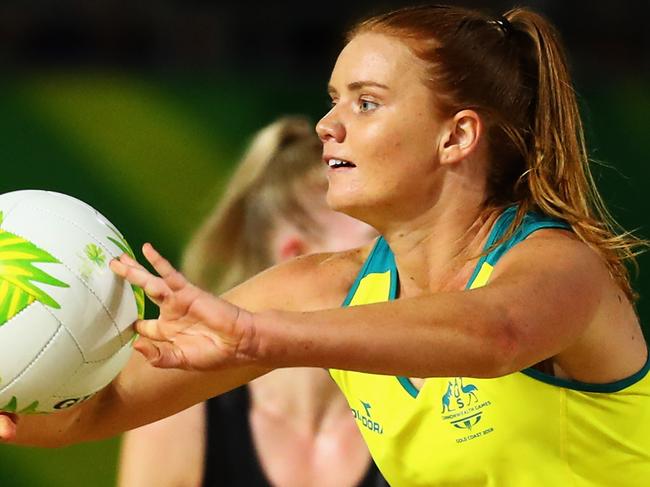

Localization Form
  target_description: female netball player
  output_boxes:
[2,5,648,486]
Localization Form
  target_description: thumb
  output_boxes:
[134,338,188,370]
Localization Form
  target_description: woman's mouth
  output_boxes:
[326,158,356,169]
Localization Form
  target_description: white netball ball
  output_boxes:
[0,190,144,413]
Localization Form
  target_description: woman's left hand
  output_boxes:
[110,244,258,371]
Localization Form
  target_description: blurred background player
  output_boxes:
[117,116,386,487]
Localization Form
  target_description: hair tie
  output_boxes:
[493,16,512,36]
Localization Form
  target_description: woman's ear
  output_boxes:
[439,109,482,166]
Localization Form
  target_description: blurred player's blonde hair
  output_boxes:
[181,116,326,293]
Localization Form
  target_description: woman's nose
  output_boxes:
[316,110,345,143]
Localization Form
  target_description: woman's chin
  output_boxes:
[325,194,371,222]
[326,192,356,213]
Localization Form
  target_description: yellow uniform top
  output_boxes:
[330,207,650,486]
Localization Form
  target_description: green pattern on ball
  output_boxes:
[84,243,106,267]
[0,212,70,326]
[0,396,42,414]
[1,396,17,412]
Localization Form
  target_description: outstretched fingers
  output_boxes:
[116,252,146,271]
[142,243,187,291]
[110,258,170,306]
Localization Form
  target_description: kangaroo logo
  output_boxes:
[440,377,494,443]
[441,381,453,413]
[442,378,479,413]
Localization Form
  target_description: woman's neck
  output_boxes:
[382,200,499,296]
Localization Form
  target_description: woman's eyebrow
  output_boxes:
[328,80,390,96]
[347,80,390,91]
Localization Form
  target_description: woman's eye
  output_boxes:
[359,99,379,112]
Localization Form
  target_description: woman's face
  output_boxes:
[317,32,447,226]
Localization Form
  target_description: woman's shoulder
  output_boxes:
[225,239,376,312]
[490,227,609,286]
[274,239,376,309]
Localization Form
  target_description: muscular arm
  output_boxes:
[255,232,611,378]
[109,233,613,382]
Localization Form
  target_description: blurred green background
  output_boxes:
[0,1,648,485]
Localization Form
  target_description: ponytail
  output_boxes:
[505,8,645,300]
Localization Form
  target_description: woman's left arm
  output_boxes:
[254,232,608,378]
[120,233,608,379]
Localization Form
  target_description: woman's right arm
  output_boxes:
[6,349,265,447]
[0,246,361,447]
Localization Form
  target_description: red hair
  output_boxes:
[348,5,646,300]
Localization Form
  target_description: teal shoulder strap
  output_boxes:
[344,208,570,301]
[342,237,398,306]
[466,206,571,289]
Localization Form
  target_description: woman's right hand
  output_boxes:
[110,243,260,372]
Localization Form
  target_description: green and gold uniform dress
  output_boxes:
[330,207,650,486]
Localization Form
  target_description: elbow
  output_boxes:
[480,310,523,378]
